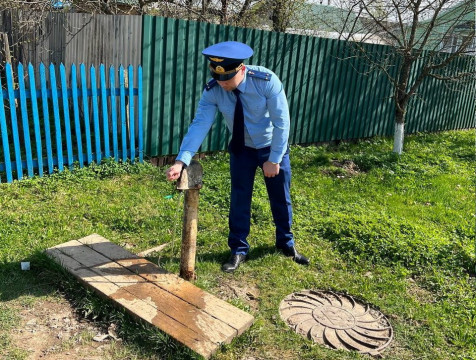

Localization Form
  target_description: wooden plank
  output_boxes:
[77,234,140,260]
[80,64,93,165]
[109,66,119,162]
[100,64,110,159]
[40,63,54,174]
[49,63,64,171]
[128,65,135,163]
[5,63,23,179]
[55,240,237,341]
[138,65,143,163]
[46,235,254,358]
[79,234,254,335]
[47,247,126,296]
[119,66,127,162]
[28,63,44,177]
[71,64,84,168]
[17,63,34,177]
[137,243,169,257]
[118,257,255,335]
[46,248,218,358]
[90,66,102,164]
[60,63,73,168]
[0,73,13,183]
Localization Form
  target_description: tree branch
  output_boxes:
[237,0,252,19]
[347,41,398,85]
[428,71,474,81]
[406,0,422,47]
[392,0,409,46]
[360,0,404,47]
[408,33,474,97]
[415,0,451,51]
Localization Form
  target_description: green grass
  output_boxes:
[0,130,475,360]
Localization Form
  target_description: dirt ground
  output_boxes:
[10,298,122,360]
[213,278,260,312]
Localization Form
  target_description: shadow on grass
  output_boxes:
[350,151,400,172]
[0,251,59,302]
[151,244,283,268]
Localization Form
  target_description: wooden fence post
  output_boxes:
[176,160,203,281]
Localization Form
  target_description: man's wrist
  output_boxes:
[269,161,279,165]
[268,152,283,164]
[176,151,192,166]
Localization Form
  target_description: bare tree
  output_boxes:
[133,0,269,27]
[336,0,474,153]
[89,0,307,31]
[0,1,65,69]
[251,0,306,32]
[271,0,288,32]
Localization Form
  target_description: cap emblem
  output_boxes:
[209,57,224,62]
[215,66,225,73]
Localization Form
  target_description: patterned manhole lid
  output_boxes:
[279,290,393,356]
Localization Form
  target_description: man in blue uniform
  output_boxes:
[166,41,309,272]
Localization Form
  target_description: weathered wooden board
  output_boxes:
[46,234,254,359]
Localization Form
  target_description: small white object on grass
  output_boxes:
[21,262,30,271]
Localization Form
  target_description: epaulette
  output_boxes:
[204,79,218,91]
[247,69,271,81]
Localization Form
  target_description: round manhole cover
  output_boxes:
[279,290,393,356]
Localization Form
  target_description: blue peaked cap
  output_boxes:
[202,41,254,80]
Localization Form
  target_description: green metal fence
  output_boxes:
[142,15,475,158]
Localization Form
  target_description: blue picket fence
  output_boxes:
[0,62,143,183]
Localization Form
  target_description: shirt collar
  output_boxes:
[236,68,248,93]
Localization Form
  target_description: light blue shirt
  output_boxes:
[176,65,290,165]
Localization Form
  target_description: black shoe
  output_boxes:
[278,246,310,265]
[221,254,247,273]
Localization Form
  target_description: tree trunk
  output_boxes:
[393,122,404,154]
[392,55,412,154]
[272,0,287,32]
[201,0,208,17]
[393,106,406,154]
[186,0,193,19]
[1,32,12,65]
[220,0,228,24]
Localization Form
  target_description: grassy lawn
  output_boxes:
[0,129,474,360]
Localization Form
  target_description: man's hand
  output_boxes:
[166,161,184,181]
[263,161,280,178]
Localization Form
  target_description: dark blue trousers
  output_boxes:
[228,146,295,255]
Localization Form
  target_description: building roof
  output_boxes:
[290,3,365,33]
[414,1,474,50]
[420,2,474,25]
[286,3,389,44]
[293,2,474,49]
